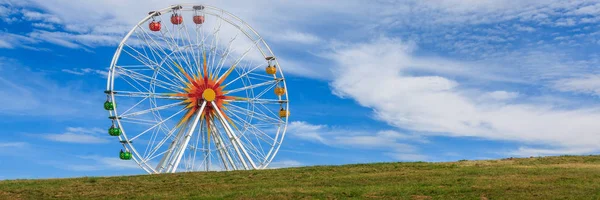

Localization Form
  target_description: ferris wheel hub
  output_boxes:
[202,88,216,101]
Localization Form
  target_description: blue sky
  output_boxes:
[2,0,600,179]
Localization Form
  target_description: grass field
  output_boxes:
[1,155,600,199]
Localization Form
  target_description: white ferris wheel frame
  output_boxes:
[105,3,289,174]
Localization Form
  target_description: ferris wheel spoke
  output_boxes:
[171,28,195,79]
[121,44,188,88]
[116,66,185,92]
[211,34,238,79]
[211,123,236,170]
[193,26,204,79]
[249,72,277,79]
[167,101,206,173]
[227,110,281,131]
[119,45,185,89]
[213,101,257,169]
[113,91,186,100]
[243,130,267,163]
[224,79,279,94]
[236,128,268,160]
[116,68,176,94]
[143,124,160,159]
[116,69,149,93]
[223,115,272,165]
[156,16,195,76]
[128,107,187,142]
[144,145,173,165]
[207,13,223,79]
[224,108,277,143]
[144,124,182,161]
[121,45,159,70]
[212,116,249,170]
[214,37,263,84]
[226,103,282,124]
[147,96,173,134]
[120,117,158,126]
[179,19,202,78]
[120,102,184,118]
[222,62,264,88]
[226,98,288,105]
[190,119,204,171]
[134,25,191,84]
[129,33,186,86]
[255,84,279,101]
[157,124,190,172]
[247,75,275,83]
[248,72,279,82]
[116,65,152,69]
[196,24,210,78]
[216,39,261,85]
[116,95,149,116]
[257,102,285,122]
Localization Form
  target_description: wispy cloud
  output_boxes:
[384,153,429,161]
[268,160,303,169]
[0,58,103,118]
[62,68,109,77]
[269,30,321,44]
[508,146,599,157]
[39,127,109,144]
[0,32,39,49]
[22,10,62,24]
[45,155,140,172]
[553,75,600,96]
[32,23,56,30]
[286,121,428,161]
[0,142,28,148]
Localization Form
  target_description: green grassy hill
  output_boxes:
[2,155,600,199]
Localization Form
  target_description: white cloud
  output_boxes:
[61,69,85,75]
[0,3,19,23]
[479,91,519,101]
[269,30,321,44]
[326,37,600,155]
[0,58,103,117]
[40,127,110,144]
[0,32,39,49]
[384,153,428,161]
[286,121,427,161]
[514,24,536,32]
[285,121,328,144]
[553,75,600,95]
[77,155,140,171]
[568,3,600,15]
[0,142,27,148]
[32,23,56,30]
[46,155,140,171]
[509,146,598,157]
[62,68,108,77]
[21,10,62,23]
[268,159,303,169]
[3,0,598,81]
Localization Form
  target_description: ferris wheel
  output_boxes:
[103,4,289,173]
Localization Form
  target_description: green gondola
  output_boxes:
[108,125,121,136]
[104,101,115,110]
[119,150,132,160]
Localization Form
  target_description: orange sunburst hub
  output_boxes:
[169,53,240,129]
[172,70,236,127]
